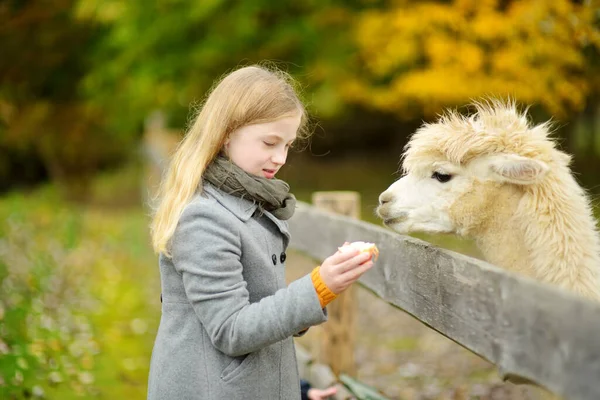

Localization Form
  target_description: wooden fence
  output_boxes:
[288,201,600,400]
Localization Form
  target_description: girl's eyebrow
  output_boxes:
[263,133,295,144]
[263,134,281,139]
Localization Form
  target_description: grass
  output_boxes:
[0,163,160,399]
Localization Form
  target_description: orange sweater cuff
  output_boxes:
[311,266,337,308]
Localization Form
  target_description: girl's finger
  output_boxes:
[341,252,371,272]
[346,253,372,270]
[359,255,375,265]
[308,386,338,400]
[341,260,374,282]
[330,247,360,263]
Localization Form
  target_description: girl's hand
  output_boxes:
[319,242,374,294]
[308,385,338,400]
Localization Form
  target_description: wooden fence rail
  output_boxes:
[288,202,600,400]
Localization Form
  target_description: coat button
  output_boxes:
[280,252,286,263]
[272,254,277,265]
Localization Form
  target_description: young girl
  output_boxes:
[147,65,375,400]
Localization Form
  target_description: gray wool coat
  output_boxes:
[147,183,328,400]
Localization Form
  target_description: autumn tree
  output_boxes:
[0,0,131,199]
[76,0,357,133]
[343,0,600,120]
[3,0,599,193]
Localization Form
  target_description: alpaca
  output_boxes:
[376,100,600,300]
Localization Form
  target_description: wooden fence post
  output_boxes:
[311,191,361,377]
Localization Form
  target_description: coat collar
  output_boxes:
[203,183,257,221]
[203,183,291,243]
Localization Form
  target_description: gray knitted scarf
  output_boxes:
[203,156,296,220]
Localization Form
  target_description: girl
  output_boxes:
[147,65,375,400]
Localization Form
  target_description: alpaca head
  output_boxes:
[377,100,569,237]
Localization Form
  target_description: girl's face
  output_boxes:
[224,112,301,179]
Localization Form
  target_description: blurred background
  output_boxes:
[0,0,598,399]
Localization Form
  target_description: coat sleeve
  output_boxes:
[171,200,327,357]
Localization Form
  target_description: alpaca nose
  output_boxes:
[379,192,393,206]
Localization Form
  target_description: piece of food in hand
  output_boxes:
[338,241,379,261]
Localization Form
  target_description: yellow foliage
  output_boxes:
[347,0,599,118]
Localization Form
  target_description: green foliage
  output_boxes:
[77,0,359,131]
[0,0,93,102]
[0,166,160,399]
[0,0,135,198]
[0,194,98,398]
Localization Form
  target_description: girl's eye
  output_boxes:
[263,142,276,147]
[432,171,453,183]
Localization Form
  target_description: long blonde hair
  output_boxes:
[151,64,308,256]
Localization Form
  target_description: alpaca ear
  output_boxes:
[488,154,549,185]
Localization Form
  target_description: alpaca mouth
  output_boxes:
[377,204,408,225]
[383,217,407,226]
[381,211,408,226]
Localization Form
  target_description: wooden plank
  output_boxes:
[312,192,361,219]
[288,202,600,400]
[312,191,361,377]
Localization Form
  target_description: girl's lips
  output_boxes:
[262,169,276,179]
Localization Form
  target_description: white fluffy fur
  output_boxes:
[377,100,600,300]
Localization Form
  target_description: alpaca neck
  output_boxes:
[474,172,600,299]
[472,187,532,276]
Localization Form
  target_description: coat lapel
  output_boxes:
[203,184,291,245]
[203,184,257,221]
[262,211,291,247]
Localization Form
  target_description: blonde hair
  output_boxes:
[151,64,308,256]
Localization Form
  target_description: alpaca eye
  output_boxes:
[432,171,452,183]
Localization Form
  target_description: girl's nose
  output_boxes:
[272,148,288,165]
